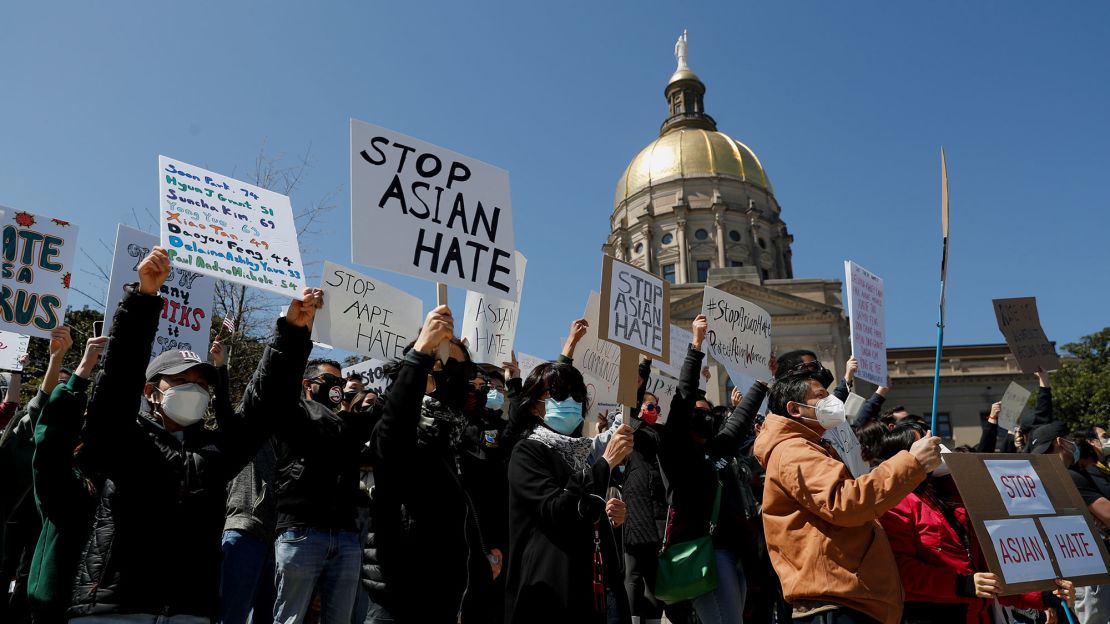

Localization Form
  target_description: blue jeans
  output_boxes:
[273,528,361,624]
[691,549,746,624]
[220,529,272,624]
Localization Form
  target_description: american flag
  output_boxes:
[222,317,236,334]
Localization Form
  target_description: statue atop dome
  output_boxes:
[675,30,689,71]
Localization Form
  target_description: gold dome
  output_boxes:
[615,128,773,206]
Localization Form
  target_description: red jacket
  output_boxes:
[880,489,1046,624]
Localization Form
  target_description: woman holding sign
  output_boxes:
[876,427,1074,624]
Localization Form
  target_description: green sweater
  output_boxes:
[29,374,97,618]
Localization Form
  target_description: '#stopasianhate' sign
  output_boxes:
[0,330,30,371]
[700,286,772,390]
[350,120,518,299]
[0,209,78,339]
[462,252,527,365]
[599,256,670,359]
[159,156,306,299]
[844,261,887,386]
[312,261,423,362]
[993,297,1060,374]
[105,225,216,359]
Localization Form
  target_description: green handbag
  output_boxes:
[654,477,722,604]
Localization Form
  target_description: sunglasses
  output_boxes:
[643,403,657,412]
[311,373,343,386]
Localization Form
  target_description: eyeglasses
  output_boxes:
[311,373,343,386]
[643,403,657,411]
[786,360,825,375]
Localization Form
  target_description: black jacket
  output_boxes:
[367,349,481,623]
[69,287,310,619]
[272,398,373,531]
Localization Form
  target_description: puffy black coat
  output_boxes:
[68,287,310,619]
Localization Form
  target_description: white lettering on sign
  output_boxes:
[984,518,1057,584]
[1039,515,1108,578]
[984,460,1056,516]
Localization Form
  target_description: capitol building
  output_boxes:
[602,35,1038,446]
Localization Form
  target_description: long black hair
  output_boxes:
[503,362,591,448]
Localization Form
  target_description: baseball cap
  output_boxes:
[145,349,218,386]
[1026,421,1069,455]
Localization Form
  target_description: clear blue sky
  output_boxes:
[2,2,1107,361]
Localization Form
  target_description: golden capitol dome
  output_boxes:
[615,128,773,205]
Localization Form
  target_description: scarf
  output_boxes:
[417,395,466,450]
[527,424,593,472]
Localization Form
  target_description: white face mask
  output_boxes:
[156,383,211,427]
[797,394,847,428]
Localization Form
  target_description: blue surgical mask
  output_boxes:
[486,389,505,411]
[544,397,584,435]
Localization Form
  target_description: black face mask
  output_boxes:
[309,374,344,409]
[431,360,476,411]
[692,408,715,440]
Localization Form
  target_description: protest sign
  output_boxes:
[343,358,393,394]
[350,120,517,299]
[844,392,866,421]
[462,252,526,365]
[0,209,78,339]
[946,453,1110,593]
[993,297,1060,373]
[643,369,679,425]
[105,225,215,359]
[0,331,30,371]
[159,155,306,300]
[312,261,423,362]
[516,351,546,384]
[844,261,887,386]
[998,382,1032,432]
[599,256,669,359]
[700,286,772,392]
[655,324,691,379]
[822,421,869,478]
[574,292,623,420]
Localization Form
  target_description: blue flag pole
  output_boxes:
[930,148,950,435]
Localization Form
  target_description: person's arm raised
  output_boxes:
[559,318,589,364]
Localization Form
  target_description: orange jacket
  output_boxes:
[754,414,926,624]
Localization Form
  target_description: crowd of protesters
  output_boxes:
[0,246,1103,624]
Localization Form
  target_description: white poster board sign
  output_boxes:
[159,155,306,300]
[844,392,866,421]
[0,209,79,339]
[1038,515,1109,578]
[983,518,1057,584]
[575,291,622,421]
[998,382,1033,432]
[655,324,692,379]
[700,286,772,391]
[844,261,887,386]
[105,225,216,359]
[599,256,669,359]
[0,331,30,371]
[984,459,1056,516]
[461,252,526,365]
[516,351,546,385]
[312,261,423,363]
[823,421,870,478]
[349,120,517,299]
[343,358,394,394]
[643,369,680,425]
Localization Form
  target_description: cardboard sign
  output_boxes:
[349,120,517,299]
[342,358,394,394]
[823,421,869,478]
[599,256,670,359]
[0,331,30,371]
[700,286,772,392]
[984,459,1055,516]
[461,252,527,365]
[159,155,306,300]
[516,351,546,385]
[0,209,79,339]
[1039,515,1109,578]
[105,225,216,360]
[993,297,1060,374]
[574,292,623,421]
[844,261,887,386]
[946,453,1110,593]
[312,261,423,362]
[998,382,1032,432]
[984,518,1057,584]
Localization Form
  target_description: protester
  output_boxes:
[65,247,317,622]
[654,315,766,624]
[505,345,633,624]
[367,306,491,623]
[341,374,366,413]
[28,334,108,624]
[755,363,942,624]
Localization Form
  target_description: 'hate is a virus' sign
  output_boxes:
[0,208,78,339]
